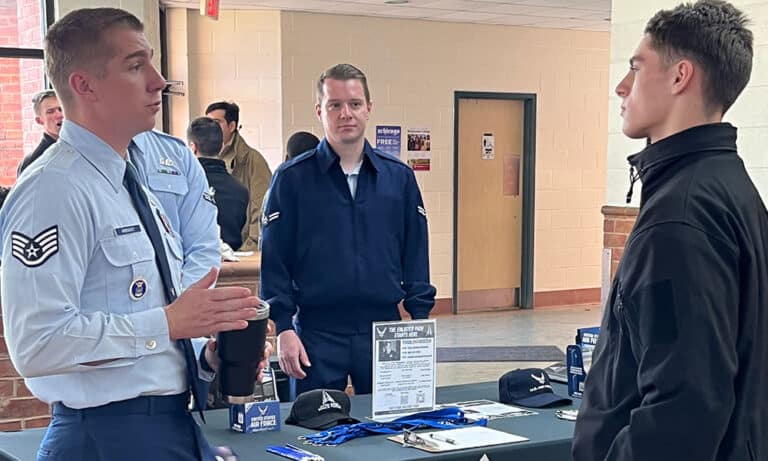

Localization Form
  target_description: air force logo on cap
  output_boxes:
[499,368,572,408]
[11,225,59,268]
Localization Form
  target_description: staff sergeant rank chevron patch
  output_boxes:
[11,225,59,267]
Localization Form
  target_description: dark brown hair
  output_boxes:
[645,0,752,113]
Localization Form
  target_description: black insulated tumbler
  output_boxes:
[216,300,270,404]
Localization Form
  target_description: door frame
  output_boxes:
[452,91,537,313]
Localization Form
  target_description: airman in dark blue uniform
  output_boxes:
[260,64,435,396]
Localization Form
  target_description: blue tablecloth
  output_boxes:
[0,382,579,461]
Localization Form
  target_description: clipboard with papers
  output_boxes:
[435,399,537,421]
[388,426,529,453]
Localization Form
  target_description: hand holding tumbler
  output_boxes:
[217,300,270,404]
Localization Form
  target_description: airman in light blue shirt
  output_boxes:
[3,9,265,460]
[13,130,221,291]
[132,130,220,289]
[1,121,187,408]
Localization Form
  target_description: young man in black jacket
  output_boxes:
[17,90,63,176]
[572,1,767,460]
[187,117,248,250]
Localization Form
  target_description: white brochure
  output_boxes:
[372,319,437,421]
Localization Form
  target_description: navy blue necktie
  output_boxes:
[123,160,206,418]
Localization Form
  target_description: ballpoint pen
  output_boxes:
[429,433,457,445]
[266,444,325,461]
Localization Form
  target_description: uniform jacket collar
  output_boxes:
[316,138,382,173]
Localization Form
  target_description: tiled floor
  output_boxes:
[435,304,602,386]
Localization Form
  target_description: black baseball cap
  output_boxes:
[499,368,572,408]
[285,389,360,430]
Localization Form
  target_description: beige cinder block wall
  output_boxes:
[167,9,610,301]
[607,0,768,206]
[281,12,609,299]
[166,10,283,165]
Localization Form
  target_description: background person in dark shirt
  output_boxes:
[285,131,320,161]
[17,89,64,176]
[187,117,248,250]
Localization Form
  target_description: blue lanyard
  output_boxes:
[298,407,487,446]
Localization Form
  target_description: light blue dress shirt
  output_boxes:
[132,130,220,289]
[0,121,188,409]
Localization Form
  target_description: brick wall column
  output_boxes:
[601,205,639,281]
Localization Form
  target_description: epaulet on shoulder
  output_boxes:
[141,129,185,146]
[374,149,408,168]
[281,149,317,170]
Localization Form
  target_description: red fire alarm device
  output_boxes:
[200,0,219,20]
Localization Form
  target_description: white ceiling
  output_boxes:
[161,0,612,31]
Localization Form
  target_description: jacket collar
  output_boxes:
[221,131,248,162]
[628,123,737,180]
[316,138,382,174]
[198,156,228,173]
[623,123,737,204]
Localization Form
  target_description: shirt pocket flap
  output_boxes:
[100,234,155,267]
[148,173,189,196]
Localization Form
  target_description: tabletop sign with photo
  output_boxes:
[372,319,437,421]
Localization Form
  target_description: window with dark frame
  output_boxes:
[0,0,54,186]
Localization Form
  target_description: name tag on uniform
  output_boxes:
[114,225,141,236]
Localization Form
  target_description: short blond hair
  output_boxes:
[44,8,143,105]
[31,89,57,116]
[316,64,370,104]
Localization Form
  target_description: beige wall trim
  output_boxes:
[457,288,519,312]
[533,287,600,307]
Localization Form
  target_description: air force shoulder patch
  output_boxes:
[203,187,216,205]
[11,225,59,267]
[261,211,280,227]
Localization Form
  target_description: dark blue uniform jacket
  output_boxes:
[260,139,436,334]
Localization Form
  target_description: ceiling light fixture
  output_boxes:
[384,0,409,4]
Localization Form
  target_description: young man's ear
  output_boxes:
[671,59,695,95]
[35,116,43,126]
[188,141,198,155]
